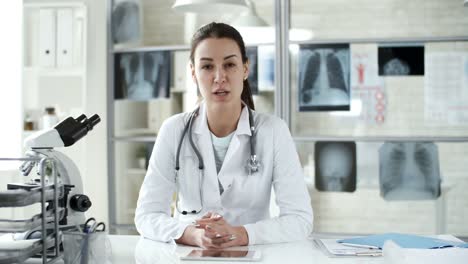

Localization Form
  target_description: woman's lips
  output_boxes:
[213,89,230,96]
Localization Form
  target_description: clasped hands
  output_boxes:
[182,212,249,249]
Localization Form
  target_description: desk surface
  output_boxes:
[110,235,384,264]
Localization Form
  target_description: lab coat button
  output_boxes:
[228,184,232,188]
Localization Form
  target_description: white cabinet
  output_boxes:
[22,2,88,172]
[23,2,87,124]
[25,3,86,70]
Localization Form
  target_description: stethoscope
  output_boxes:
[174,105,260,215]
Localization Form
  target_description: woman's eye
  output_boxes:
[201,64,213,70]
[225,62,236,68]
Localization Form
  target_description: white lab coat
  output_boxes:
[135,102,313,245]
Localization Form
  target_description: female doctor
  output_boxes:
[135,22,313,249]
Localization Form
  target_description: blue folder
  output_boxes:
[338,233,468,249]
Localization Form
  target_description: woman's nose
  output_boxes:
[214,67,226,83]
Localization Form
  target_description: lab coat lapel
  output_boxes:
[217,106,252,194]
[192,103,223,200]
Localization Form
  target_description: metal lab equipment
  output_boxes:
[0,114,100,263]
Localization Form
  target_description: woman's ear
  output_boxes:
[190,63,197,84]
[243,59,250,80]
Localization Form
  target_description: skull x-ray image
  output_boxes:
[246,47,259,95]
[112,0,141,44]
[379,142,441,200]
[298,44,350,111]
[315,142,356,192]
[115,51,171,100]
[378,46,424,76]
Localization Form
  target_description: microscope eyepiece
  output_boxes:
[54,114,101,147]
[87,114,101,130]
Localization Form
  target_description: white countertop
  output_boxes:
[20,234,466,263]
[110,235,384,264]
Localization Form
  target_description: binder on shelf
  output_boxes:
[56,8,73,67]
[38,8,56,67]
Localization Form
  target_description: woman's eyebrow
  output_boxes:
[224,54,237,60]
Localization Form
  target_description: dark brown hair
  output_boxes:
[190,22,255,110]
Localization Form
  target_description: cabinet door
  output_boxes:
[56,8,73,67]
[38,8,56,67]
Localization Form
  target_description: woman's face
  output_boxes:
[191,38,249,109]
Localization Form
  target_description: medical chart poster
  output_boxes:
[425,53,468,125]
[350,45,387,125]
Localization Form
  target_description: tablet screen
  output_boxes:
[187,249,251,258]
[181,249,261,261]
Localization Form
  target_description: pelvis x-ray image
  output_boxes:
[315,142,356,192]
[379,142,441,200]
[115,51,171,100]
[298,44,350,111]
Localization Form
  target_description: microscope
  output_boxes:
[9,114,100,228]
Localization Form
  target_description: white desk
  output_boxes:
[21,234,465,263]
[110,235,383,264]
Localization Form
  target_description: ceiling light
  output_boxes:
[231,0,313,44]
[172,0,249,14]
[230,0,268,27]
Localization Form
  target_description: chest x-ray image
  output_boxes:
[115,51,171,100]
[315,141,356,192]
[378,46,424,76]
[379,142,441,200]
[112,0,142,45]
[298,44,350,111]
[246,47,259,95]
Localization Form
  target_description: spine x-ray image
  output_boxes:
[112,0,141,44]
[298,44,350,111]
[378,46,424,76]
[246,47,258,95]
[379,142,441,200]
[115,51,171,100]
[315,141,356,192]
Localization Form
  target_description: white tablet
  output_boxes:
[180,249,262,262]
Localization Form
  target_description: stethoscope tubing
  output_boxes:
[174,106,258,215]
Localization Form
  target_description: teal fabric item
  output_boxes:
[338,233,468,249]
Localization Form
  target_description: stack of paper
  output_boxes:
[383,240,468,264]
[314,238,382,257]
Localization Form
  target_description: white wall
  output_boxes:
[82,0,108,225]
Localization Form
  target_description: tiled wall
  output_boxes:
[140,0,468,236]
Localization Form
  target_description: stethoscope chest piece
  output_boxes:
[247,155,260,176]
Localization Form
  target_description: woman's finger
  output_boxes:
[200,236,221,249]
[218,234,239,248]
[214,234,238,246]
[196,216,225,225]
[201,212,213,219]
[210,213,223,219]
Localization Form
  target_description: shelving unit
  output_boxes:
[22,1,88,179]
[108,42,189,232]
[0,157,62,264]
